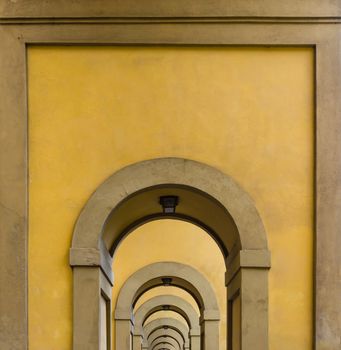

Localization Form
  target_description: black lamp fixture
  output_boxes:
[159,195,179,214]
[161,277,173,286]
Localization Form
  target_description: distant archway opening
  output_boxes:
[144,318,190,350]
[148,329,184,350]
[115,263,211,350]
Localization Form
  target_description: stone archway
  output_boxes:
[153,344,175,350]
[116,264,210,350]
[143,318,190,350]
[133,294,200,350]
[151,337,179,350]
[147,329,184,350]
[150,337,180,350]
[70,158,270,350]
[134,295,200,330]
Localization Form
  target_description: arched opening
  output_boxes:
[113,219,224,350]
[153,343,176,350]
[115,262,213,350]
[143,310,188,328]
[70,158,270,350]
[152,340,178,350]
[135,287,200,319]
[147,329,184,350]
[134,295,199,331]
[144,318,190,349]
[150,337,179,350]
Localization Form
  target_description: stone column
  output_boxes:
[203,320,219,350]
[142,339,149,350]
[240,267,269,350]
[226,250,270,350]
[115,318,134,350]
[133,334,143,350]
[70,242,114,350]
[199,309,220,350]
[72,266,112,350]
[73,267,101,350]
[190,328,201,350]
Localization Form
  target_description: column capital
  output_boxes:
[225,249,271,287]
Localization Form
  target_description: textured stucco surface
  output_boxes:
[27,46,313,349]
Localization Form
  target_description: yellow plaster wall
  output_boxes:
[28,46,314,350]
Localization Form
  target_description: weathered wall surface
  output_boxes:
[28,46,313,349]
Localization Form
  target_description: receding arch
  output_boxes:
[151,337,179,350]
[133,294,200,350]
[70,158,271,350]
[134,294,200,333]
[117,262,216,350]
[71,158,268,263]
[153,344,175,350]
[144,318,190,347]
[147,329,184,350]
[115,262,219,316]
[144,311,188,332]
[151,336,180,350]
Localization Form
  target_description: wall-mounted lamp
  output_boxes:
[161,277,173,286]
[159,196,179,214]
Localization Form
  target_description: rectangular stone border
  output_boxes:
[1,1,341,18]
[0,8,341,350]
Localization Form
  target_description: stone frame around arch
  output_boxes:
[117,266,206,350]
[69,158,270,350]
[150,337,180,350]
[147,329,184,350]
[143,318,190,350]
[133,294,200,332]
[152,344,176,350]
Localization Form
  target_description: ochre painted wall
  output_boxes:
[28,46,314,350]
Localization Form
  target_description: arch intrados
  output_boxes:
[109,185,230,258]
[152,339,179,350]
[148,325,184,342]
[147,328,184,349]
[150,335,181,350]
[104,184,236,258]
[143,309,188,328]
[144,310,188,330]
[152,345,176,350]
[134,295,199,330]
[133,278,202,311]
[153,344,175,350]
[115,262,219,317]
[134,286,199,314]
[145,318,189,343]
[72,158,268,262]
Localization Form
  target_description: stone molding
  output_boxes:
[1,5,340,348]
